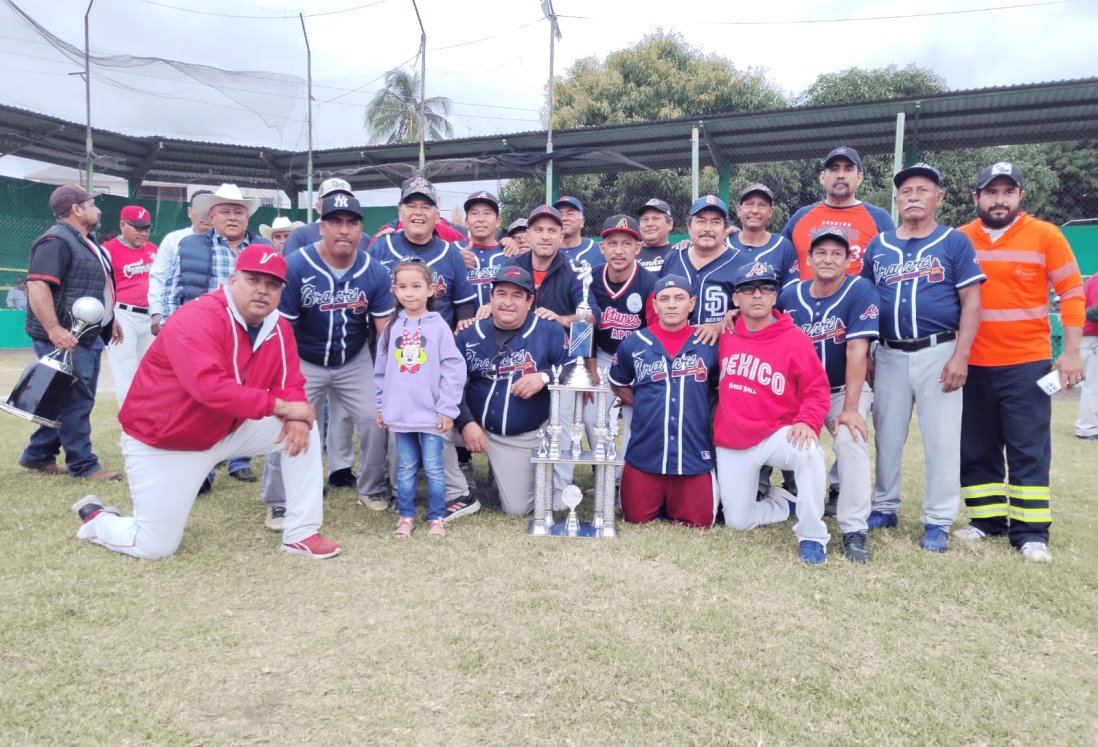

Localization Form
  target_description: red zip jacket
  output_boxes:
[119,288,307,450]
[714,312,830,450]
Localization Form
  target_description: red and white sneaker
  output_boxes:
[282,533,342,559]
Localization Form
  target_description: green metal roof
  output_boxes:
[2,77,1097,199]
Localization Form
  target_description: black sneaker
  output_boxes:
[824,487,839,517]
[328,468,356,488]
[842,531,871,563]
[442,495,481,523]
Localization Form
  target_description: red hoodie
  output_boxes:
[120,288,307,450]
[714,312,830,450]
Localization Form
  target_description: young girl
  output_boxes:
[374,259,468,539]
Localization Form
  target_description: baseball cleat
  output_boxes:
[282,533,342,559]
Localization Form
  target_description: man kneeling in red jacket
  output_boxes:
[72,245,341,559]
[715,262,831,565]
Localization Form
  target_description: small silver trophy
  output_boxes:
[1,296,105,428]
[536,428,548,458]
[563,261,595,387]
[561,485,583,537]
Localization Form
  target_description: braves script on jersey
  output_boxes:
[463,243,508,307]
[860,226,986,340]
[777,276,880,388]
[609,329,718,475]
[368,232,477,327]
[279,243,394,367]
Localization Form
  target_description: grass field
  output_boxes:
[1,350,1097,745]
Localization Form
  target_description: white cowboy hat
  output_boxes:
[192,183,261,221]
[259,216,305,240]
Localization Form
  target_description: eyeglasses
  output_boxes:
[735,283,777,295]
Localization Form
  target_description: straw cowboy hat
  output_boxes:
[192,183,261,221]
[259,215,305,240]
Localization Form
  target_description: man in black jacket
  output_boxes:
[19,184,121,480]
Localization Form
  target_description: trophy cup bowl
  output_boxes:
[0,296,106,428]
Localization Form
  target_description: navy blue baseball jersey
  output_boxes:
[462,242,508,307]
[279,243,395,367]
[659,247,743,325]
[637,243,673,274]
[456,313,569,436]
[562,238,604,270]
[367,232,478,328]
[609,328,718,475]
[777,276,880,388]
[726,233,800,288]
[591,263,657,355]
[860,225,986,340]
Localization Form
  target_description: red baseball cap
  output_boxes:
[120,205,152,228]
[234,244,288,283]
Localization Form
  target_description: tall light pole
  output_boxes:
[411,0,426,172]
[84,0,95,192]
[541,0,561,204]
[300,13,314,221]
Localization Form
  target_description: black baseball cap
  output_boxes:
[463,191,500,214]
[893,162,941,188]
[810,228,850,251]
[824,146,862,168]
[975,162,1025,191]
[636,198,672,218]
[738,183,774,204]
[506,218,528,236]
[320,193,363,219]
[491,265,535,295]
[400,176,438,206]
[600,214,641,240]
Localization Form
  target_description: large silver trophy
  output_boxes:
[528,354,623,539]
[1,297,105,428]
[562,260,595,387]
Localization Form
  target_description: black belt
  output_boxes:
[881,330,956,352]
[830,385,845,394]
[117,303,148,314]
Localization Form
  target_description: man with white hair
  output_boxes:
[162,183,271,489]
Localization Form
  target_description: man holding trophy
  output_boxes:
[16,185,121,481]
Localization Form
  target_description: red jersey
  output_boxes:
[782,201,894,279]
[714,312,830,450]
[120,288,307,451]
[103,237,157,306]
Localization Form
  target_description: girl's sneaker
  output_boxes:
[427,518,447,540]
[394,516,415,539]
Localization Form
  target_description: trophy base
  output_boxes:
[527,519,600,538]
[0,401,61,429]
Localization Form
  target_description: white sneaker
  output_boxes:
[952,525,987,542]
[1020,541,1053,563]
[357,494,391,511]
[265,506,285,531]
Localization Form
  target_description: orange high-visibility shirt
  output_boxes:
[958,212,1083,366]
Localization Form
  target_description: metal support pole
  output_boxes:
[84,0,95,192]
[691,126,700,201]
[891,112,906,225]
[718,160,732,207]
[545,13,556,204]
[300,13,314,222]
[411,0,426,172]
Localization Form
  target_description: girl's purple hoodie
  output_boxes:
[374,309,467,433]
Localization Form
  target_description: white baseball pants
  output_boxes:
[1076,335,1098,438]
[825,384,873,534]
[106,306,154,406]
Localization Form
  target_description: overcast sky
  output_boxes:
[1,0,1095,206]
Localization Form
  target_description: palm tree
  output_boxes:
[364,68,454,145]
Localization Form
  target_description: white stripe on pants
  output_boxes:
[264,352,388,505]
[871,341,962,527]
[716,427,829,546]
[1076,335,1098,437]
[825,383,873,533]
[79,418,324,559]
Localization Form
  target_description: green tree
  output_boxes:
[364,68,453,145]
[797,64,947,106]
[501,32,786,226]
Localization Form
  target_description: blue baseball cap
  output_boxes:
[689,195,728,218]
[527,204,563,226]
[654,274,694,297]
[553,196,584,213]
[733,262,779,290]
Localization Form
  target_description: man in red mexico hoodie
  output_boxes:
[715,261,832,564]
[70,245,342,560]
